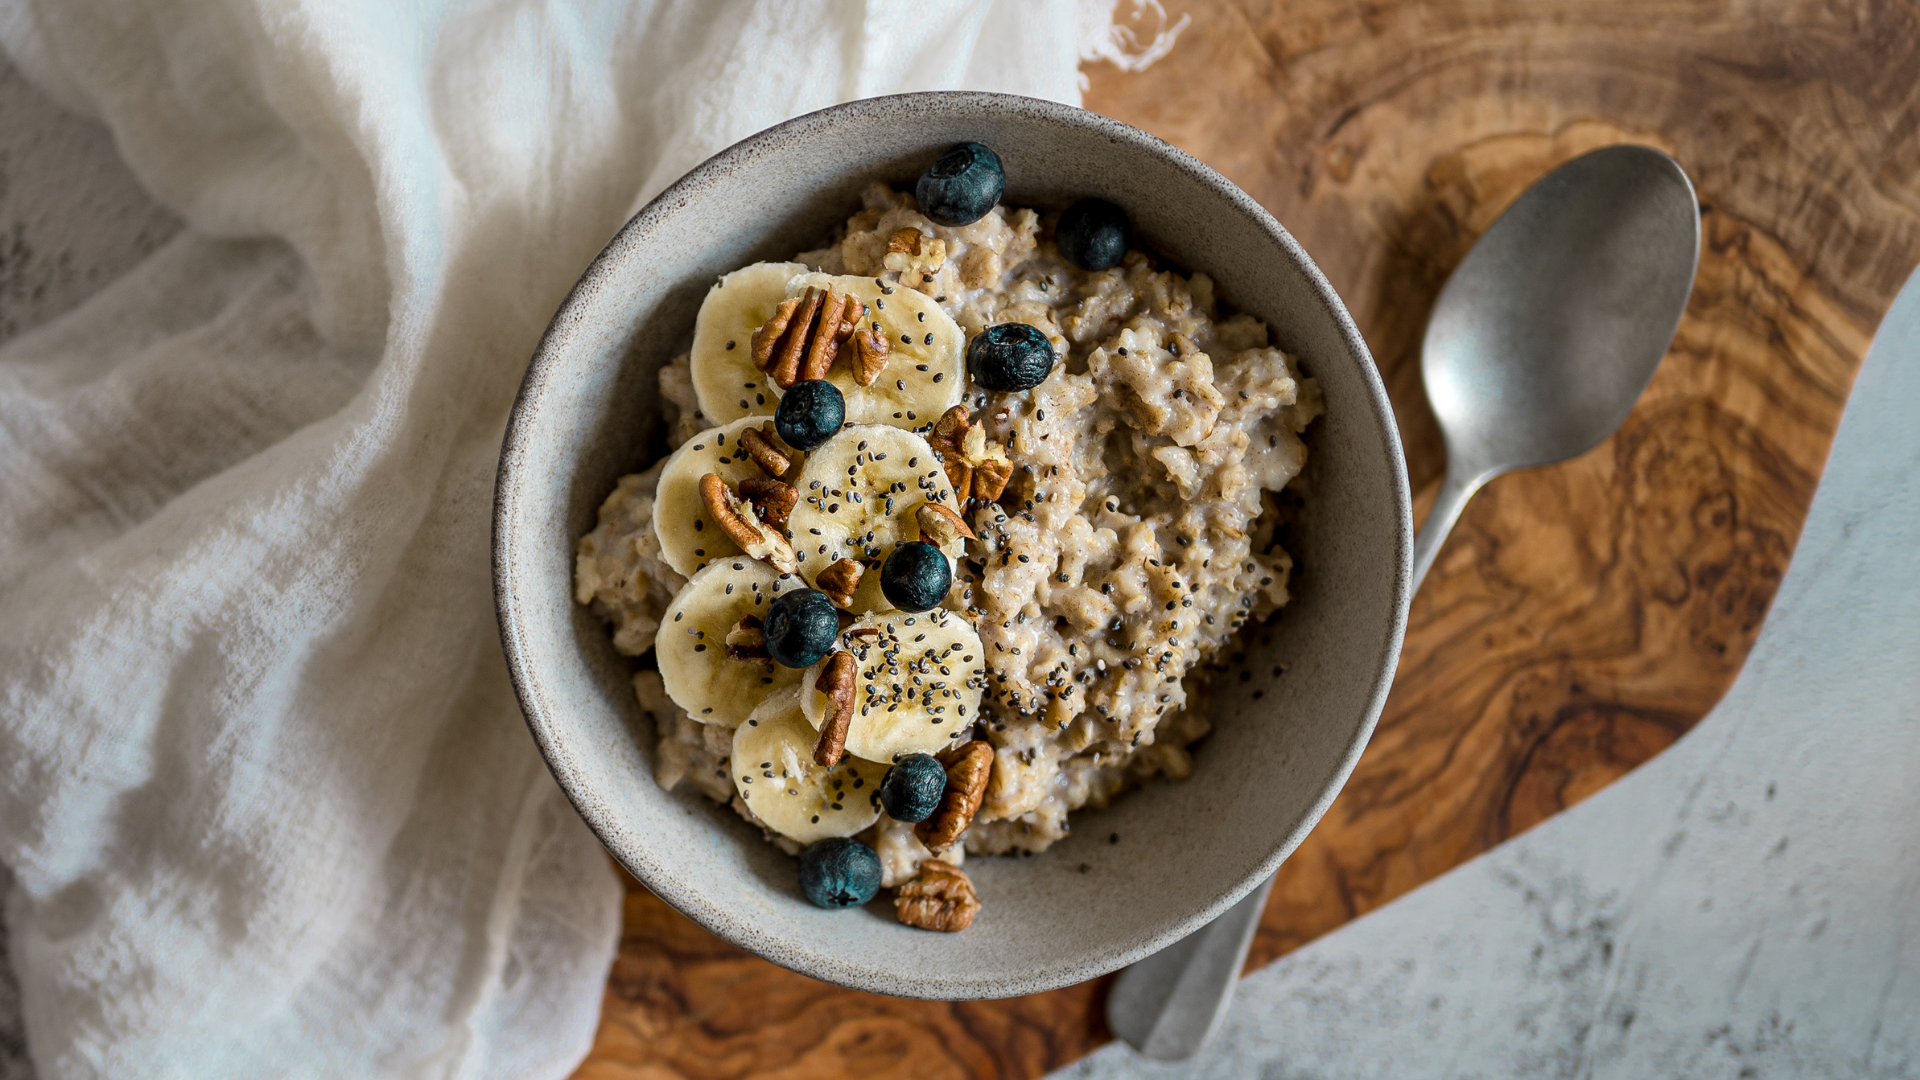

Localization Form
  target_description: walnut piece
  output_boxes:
[738,477,797,528]
[915,500,975,547]
[962,424,988,463]
[914,740,992,852]
[943,459,973,502]
[816,558,864,608]
[926,406,977,495]
[725,615,768,662]
[971,459,1013,502]
[698,473,796,573]
[894,861,979,932]
[927,405,970,458]
[882,227,949,280]
[812,651,856,767]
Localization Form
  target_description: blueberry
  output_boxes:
[775,379,844,451]
[763,588,839,668]
[1056,198,1131,271]
[966,322,1056,393]
[798,837,883,909]
[880,754,948,823]
[880,540,952,613]
[915,142,1005,227]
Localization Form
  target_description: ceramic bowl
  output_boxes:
[494,92,1411,999]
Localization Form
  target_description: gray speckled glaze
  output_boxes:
[493,93,1411,1000]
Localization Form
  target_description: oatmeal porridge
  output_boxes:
[574,142,1320,928]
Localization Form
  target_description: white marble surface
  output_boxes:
[3,47,1917,1080]
[1058,227,1920,1080]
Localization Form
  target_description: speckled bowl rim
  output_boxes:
[495,91,1411,998]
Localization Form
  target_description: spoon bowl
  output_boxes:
[1414,144,1701,582]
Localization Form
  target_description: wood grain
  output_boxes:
[573,2,1920,1075]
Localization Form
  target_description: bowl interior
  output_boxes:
[495,93,1411,999]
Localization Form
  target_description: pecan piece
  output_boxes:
[971,458,1013,502]
[816,558,864,608]
[738,477,797,527]
[725,615,768,661]
[749,296,802,372]
[915,500,975,547]
[812,650,857,767]
[774,287,826,387]
[797,287,846,383]
[698,473,797,573]
[894,861,980,932]
[738,423,792,478]
[927,405,971,459]
[914,740,993,853]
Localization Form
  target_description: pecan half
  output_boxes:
[816,558,864,608]
[915,500,976,547]
[758,288,819,388]
[894,861,980,932]
[738,477,797,527]
[749,296,802,378]
[738,423,792,478]
[812,651,857,767]
[752,288,866,388]
[798,288,846,383]
[927,405,971,459]
[848,325,890,385]
[914,740,993,853]
[971,458,1013,502]
[699,473,797,573]
[725,615,768,661]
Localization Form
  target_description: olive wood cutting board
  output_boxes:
[571,2,1918,1076]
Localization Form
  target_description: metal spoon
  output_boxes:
[1107,144,1701,1062]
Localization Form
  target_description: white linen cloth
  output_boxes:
[0,1,1177,1076]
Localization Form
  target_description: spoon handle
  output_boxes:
[1105,873,1276,1061]
[1409,467,1489,593]
[1108,467,1487,1061]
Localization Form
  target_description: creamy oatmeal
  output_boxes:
[576,157,1319,927]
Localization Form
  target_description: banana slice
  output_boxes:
[690,262,808,425]
[653,416,796,579]
[787,425,965,611]
[789,272,965,427]
[688,263,966,429]
[657,558,809,727]
[732,688,888,843]
[801,608,986,764]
